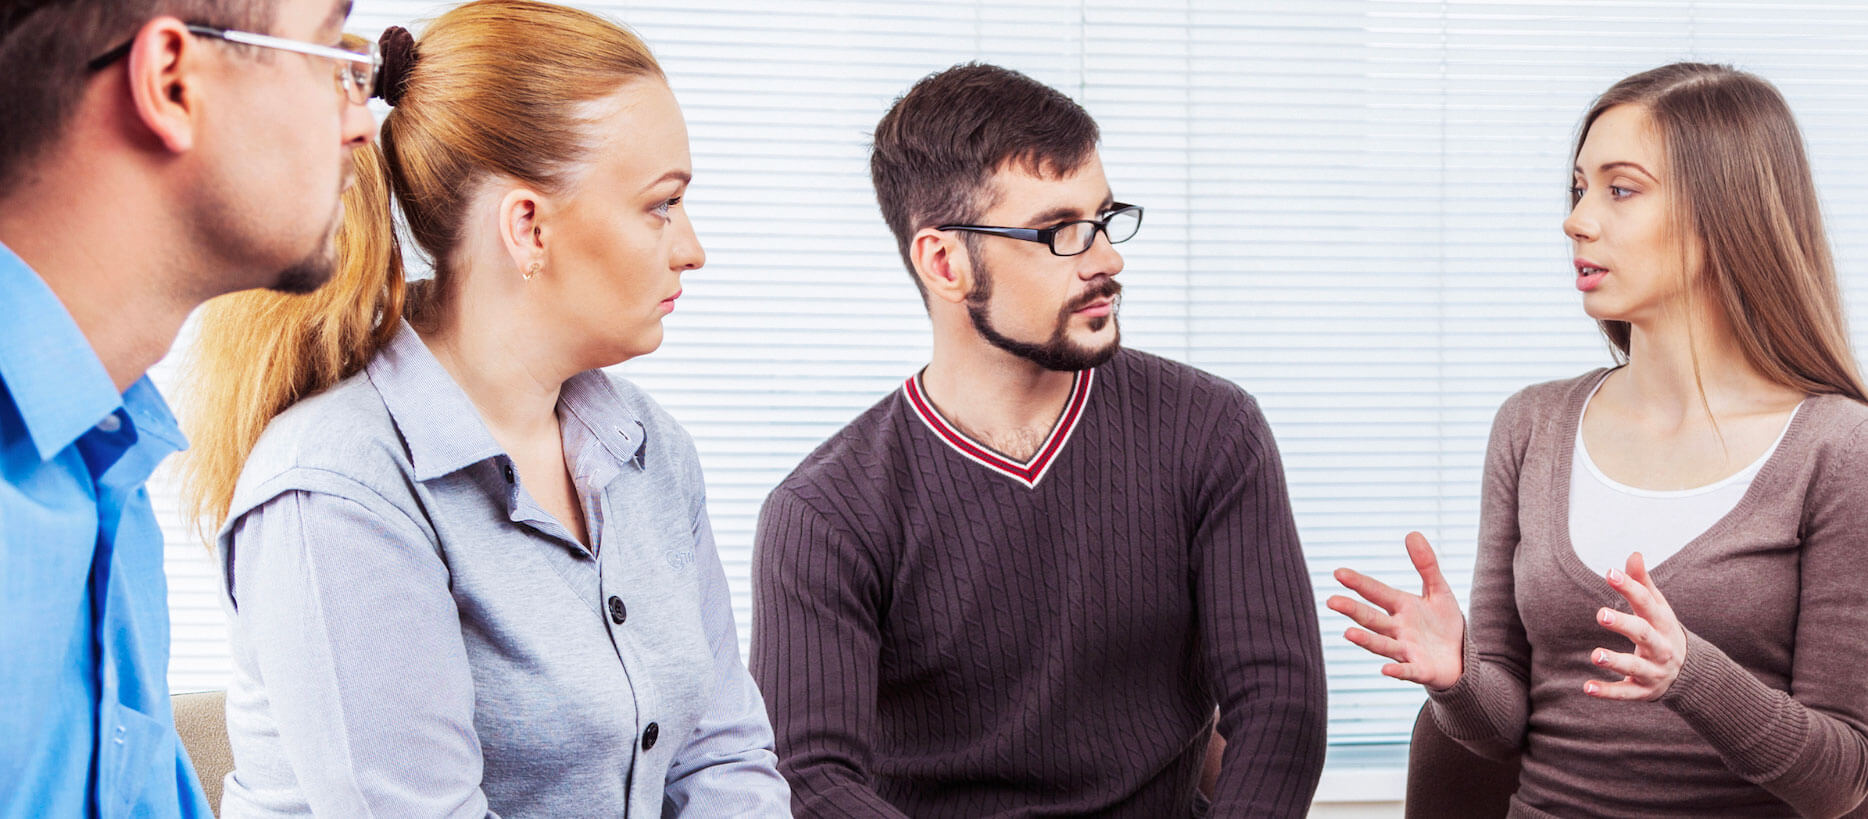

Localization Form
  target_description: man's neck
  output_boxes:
[921,337,1080,461]
[0,175,200,394]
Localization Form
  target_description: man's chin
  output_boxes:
[1070,334,1122,370]
[266,251,337,295]
[267,217,344,294]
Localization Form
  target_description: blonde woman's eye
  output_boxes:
[654,196,682,218]
[1609,186,1634,199]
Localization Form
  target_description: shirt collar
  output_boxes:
[0,242,178,460]
[366,321,507,481]
[558,369,649,474]
[366,320,650,482]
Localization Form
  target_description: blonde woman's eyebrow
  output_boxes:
[639,169,692,194]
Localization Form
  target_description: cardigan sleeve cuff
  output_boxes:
[1659,630,1807,782]
[1426,635,1511,746]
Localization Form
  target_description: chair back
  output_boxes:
[1404,701,1519,818]
[173,690,231,816]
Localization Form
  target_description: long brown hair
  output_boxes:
[1574,62,1867,404]
[180,0,663,539]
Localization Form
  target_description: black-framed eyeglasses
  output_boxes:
[939,203,1144,257]
[87,23,379,106]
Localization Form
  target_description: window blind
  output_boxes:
[152,0,1868,753]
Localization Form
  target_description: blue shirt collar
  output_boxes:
[366,320,646,482]
[0,242,182,461]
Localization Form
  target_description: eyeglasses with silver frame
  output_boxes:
[87,23,379,106]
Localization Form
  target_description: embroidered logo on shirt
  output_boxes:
[664,548,695,571]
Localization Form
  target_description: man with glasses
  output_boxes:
[0,0,374,814]
[751,63,1327,817]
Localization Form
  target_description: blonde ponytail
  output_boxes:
[179,1,664,542]
[179,141,405,538]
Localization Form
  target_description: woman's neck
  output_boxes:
[417,299,569,443]
[1616,298,1800,421]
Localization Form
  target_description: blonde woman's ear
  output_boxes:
[496,187,547,275]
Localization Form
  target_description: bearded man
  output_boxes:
[751,62,1327,818]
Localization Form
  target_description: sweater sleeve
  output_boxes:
[1657,419,1868,818]
[1427,390,1536,762]
[750,485,910,819]
[1196,390,1328,816]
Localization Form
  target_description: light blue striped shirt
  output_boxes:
[214,320,788,817]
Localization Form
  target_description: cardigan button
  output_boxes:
[641,722,659,751]
[608,595,627,625]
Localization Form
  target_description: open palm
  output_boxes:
[1328,531,1466,690]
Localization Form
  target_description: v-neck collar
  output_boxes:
[901,367,1094,490]
[1550,367,1816,594]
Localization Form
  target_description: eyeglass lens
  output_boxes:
[338,61,373,104]
[1054,208,1141,255]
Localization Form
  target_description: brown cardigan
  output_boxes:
[1428,369,1868,818]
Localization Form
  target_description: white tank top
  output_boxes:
[1567,380,1800,577]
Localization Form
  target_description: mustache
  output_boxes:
[1065,277,1122,312]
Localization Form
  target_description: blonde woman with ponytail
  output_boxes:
[180,3,789,815]
[1331,63,1868,817]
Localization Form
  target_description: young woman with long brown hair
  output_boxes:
[178,2,788,814]
[1331,63,1868,817]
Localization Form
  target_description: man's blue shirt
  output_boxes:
[0,242,210,817]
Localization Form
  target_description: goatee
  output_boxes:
[966,261,1122,372]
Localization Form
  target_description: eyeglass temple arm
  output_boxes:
[186,24,376,65]
[939,225,1047,242]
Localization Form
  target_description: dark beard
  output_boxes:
[267,217,340,295]
[964,248,1122,372]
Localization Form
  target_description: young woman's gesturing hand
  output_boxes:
[1585,551,1687,701]
[1328,532,1467,690]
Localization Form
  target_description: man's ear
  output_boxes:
[497,187,547,276]
[124,17,204,154]
[911,228,972,305]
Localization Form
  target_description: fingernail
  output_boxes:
[1607,569,1623,584]
[1594,650,1606,665]
[1600,609,1614,625]
[1585,681,1599,695]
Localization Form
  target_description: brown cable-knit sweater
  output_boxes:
[750,348,1327,817]
[1430,369,1868,818]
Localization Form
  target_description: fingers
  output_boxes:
[1594,607,1660,650]
[1405,531,1454,598]
[1605,566,1655,613]
[1607,554,1674,629]
[1343,626,1408,663]
[1624,551,1670,608]
[1594,607,1686,672]
[1589,647,1659,681]
[1583,677,1654,701]
[1584,646,1668,701]
[1333,567,1406,614]
[1326,594,1395,635]
[1380,662,1442,686]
